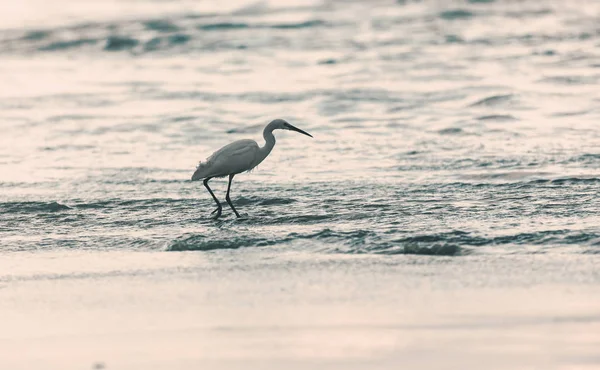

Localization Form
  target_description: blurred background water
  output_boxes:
[2,0,600,254]
[2,1,600,369]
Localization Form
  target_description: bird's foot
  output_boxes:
[211,207,222,219]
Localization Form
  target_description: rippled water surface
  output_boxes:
[2,0,600,255]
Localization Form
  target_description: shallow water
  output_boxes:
[1,0,600,368]
[2,0,600,255]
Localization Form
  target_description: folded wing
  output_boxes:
[192,139,260,180]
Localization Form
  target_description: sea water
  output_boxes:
[1,1,600,369]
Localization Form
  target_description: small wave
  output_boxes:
[549,177,600,185]
[477,114,517,121]
[469,94,515,107]
[167,229,376,252]
[318,58,337,65]
[437,127,465,135]
[444,34,464,43]
[59,198,191,210]
[198,22,250,31]
[197,19,325,31]
[167,234,275,251]
[70,200,113,209]
[550,110,590,117]
[505,8,553,19]
[23,30,50,40]
[167,228,600,255]
[0,201,71,213]
[565,154,600,164]
[234,196,296,206]
[392,230,600,249]
[538,75,598,85]
[144,34,191,51]
[288,229,375,245]
[104,36,139,51]
[143,20,180,32]
[439,10,474,20]
[267,214,333,224]
[38,38,97,51]
[270,20,326,29]
[169,116,196,122]
[393,230,473,244]
[226,124,263,134]
[168,33,191,45]
[329,88,403,103]
[378,243,462,256]
[534,49,557,56]
[458,171,555,182]
[41,144,95,151]
[47,114,105,122]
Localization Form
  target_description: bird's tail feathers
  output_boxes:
[191,162,210,181]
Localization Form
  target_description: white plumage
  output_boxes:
[192,139,260,180]
[191,119,312,219]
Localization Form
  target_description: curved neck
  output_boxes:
[257,126,276,164]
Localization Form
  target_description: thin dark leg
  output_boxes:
[225,174,241,218]
[203,177,222,219]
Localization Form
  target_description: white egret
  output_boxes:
[191,119,312,219]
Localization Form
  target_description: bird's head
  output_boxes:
[270,119,313,138]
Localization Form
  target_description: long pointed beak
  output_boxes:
[288,124,313,138]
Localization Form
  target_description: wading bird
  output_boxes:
[191,119,312,219]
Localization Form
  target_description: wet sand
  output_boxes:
[1,249,599,370]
